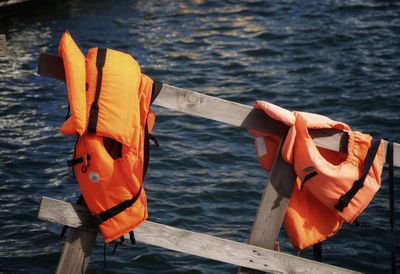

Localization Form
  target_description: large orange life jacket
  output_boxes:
[58,32,160,243]
[250,100,385,250]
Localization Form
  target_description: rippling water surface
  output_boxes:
[0,1,399,273]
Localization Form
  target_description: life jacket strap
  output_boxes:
[335,138,381,212]
[300,170,318,191]
[129,231,136,245]
[149,134,159,147]
[92,186,143,226]
[88,48,107,134]
[67,154,91,167]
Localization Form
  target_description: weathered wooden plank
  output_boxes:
[55,228,97,274]
[37,53,400,166]
[238,138,297,274]
[154,83,289,136]
[38,196,359,274]
[0,34,6,57]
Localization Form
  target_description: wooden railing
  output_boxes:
[37,52,398,274]
[0,34,6,57]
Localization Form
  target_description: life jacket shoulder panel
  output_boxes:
[85,47,142,146]
[58,32,87,136]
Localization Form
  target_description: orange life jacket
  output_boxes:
[249,100,385,250]
[58,31,160,243]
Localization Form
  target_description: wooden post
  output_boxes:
[238,138,297,274]
[55,228,97,274]
[0,34,6,57]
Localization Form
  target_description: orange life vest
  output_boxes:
[250,100,385,250]
[58,31,159,243]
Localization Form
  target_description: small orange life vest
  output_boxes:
[58,32,160,243]
[250,100,385,250]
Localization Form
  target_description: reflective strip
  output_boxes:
[256,137,268,157]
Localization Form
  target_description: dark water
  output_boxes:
[0,0,399,273]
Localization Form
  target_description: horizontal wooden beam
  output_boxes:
[0,34,6,57]
[37,196,359,274]
[37,53,400,166]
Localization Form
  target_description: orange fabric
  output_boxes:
[284,177,342,250]
[58,32,155,243]
[58,32,87,136]
[73,135,148,243]
[248,100,295,170]
[85,48,142,146]
[139,74,155,133]
[249,101,385,250]
[293,113,385,223]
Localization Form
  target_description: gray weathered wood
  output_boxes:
[55,228,97,274]
[238,138,297,274]
[0,35,6,57]
[37,53,400,166]
[154,83,288,136]
[36,197,98,274]
[38,196,359,274]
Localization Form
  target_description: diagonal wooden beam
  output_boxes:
[238,137,297,274]
[37,196,359,274]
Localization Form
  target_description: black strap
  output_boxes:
[335,138,381,212]
[129,231,136,245]
[143,123,150,181]
[151,80,163,104]
[112,236,125,255]
[65,103,70,121]
[387,142,396,274]
[149,134,160,147]
[300,171,318,191]
[142,80,162,180]
[92,186,143,226]
[88,48,107,134]
[67,154,91,167]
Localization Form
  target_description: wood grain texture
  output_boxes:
[238,139,297,274]
[0,35,6,57]
[37,197,97,274]
[55,228,97,274]
[37,53,399,166]
[38,196,359,274]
